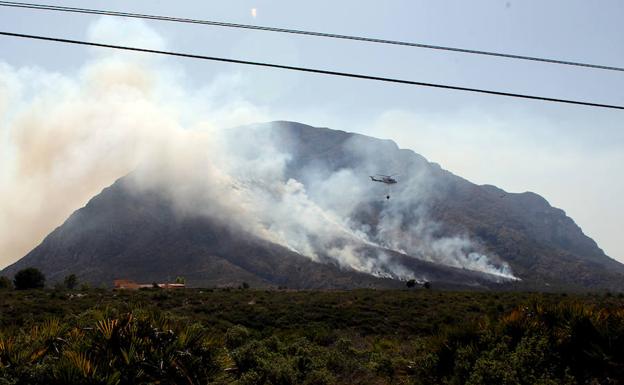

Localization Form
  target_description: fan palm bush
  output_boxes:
[0,312,222,385]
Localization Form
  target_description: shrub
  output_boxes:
[0,276,11,289]
[409,301,624,385]
[225,325,251,350]
[0,312,220,384]
[303,369,335,385]
[63,274,78,290]
[13,267,46,290]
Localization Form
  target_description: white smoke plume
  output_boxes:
[281,133,517,280]
[0,18,269,267]
[0,17,516,281]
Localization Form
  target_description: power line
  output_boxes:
[1,31,622,110]
[0,1,622,73]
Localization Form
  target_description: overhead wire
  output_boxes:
[0,0,622,73]
[0,31,622,110]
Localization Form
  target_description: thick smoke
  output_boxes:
[275,133,517,280]
[0,18,516,281]
[0,18,268,267]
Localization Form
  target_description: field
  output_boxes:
[1,287,624,384]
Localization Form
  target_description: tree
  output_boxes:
[13,267,46,290]
[175,276,185,284]
[63,274,78,290]
[406,279,416,288]
[241,282,250,289]
[423,281,431,290]
[0,276,12,289]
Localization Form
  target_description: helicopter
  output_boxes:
[369,174,398,199]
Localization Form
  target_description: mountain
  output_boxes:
[3,121,623,290]
[0,176,498,289]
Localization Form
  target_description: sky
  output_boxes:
[0,0,623,267]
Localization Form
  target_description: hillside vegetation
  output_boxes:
[1,288,623,384]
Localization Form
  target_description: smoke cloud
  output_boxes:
[0,17,516,281]
[0,18,269,267]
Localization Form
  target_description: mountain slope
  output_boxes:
[234,121,624,290]
[2,177,500,289]
[3,121,623,290]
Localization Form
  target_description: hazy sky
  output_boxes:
[1,0,623,264]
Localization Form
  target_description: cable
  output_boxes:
[1,31,622,110]
[0,1,622,73]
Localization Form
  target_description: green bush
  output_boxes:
[410,301,624,384]
[0,312,220,385]
[1,289,624,385]
[0,276,11,289]
[225,324,251,350]
[63,274,78,290]
[13,267,46,290]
